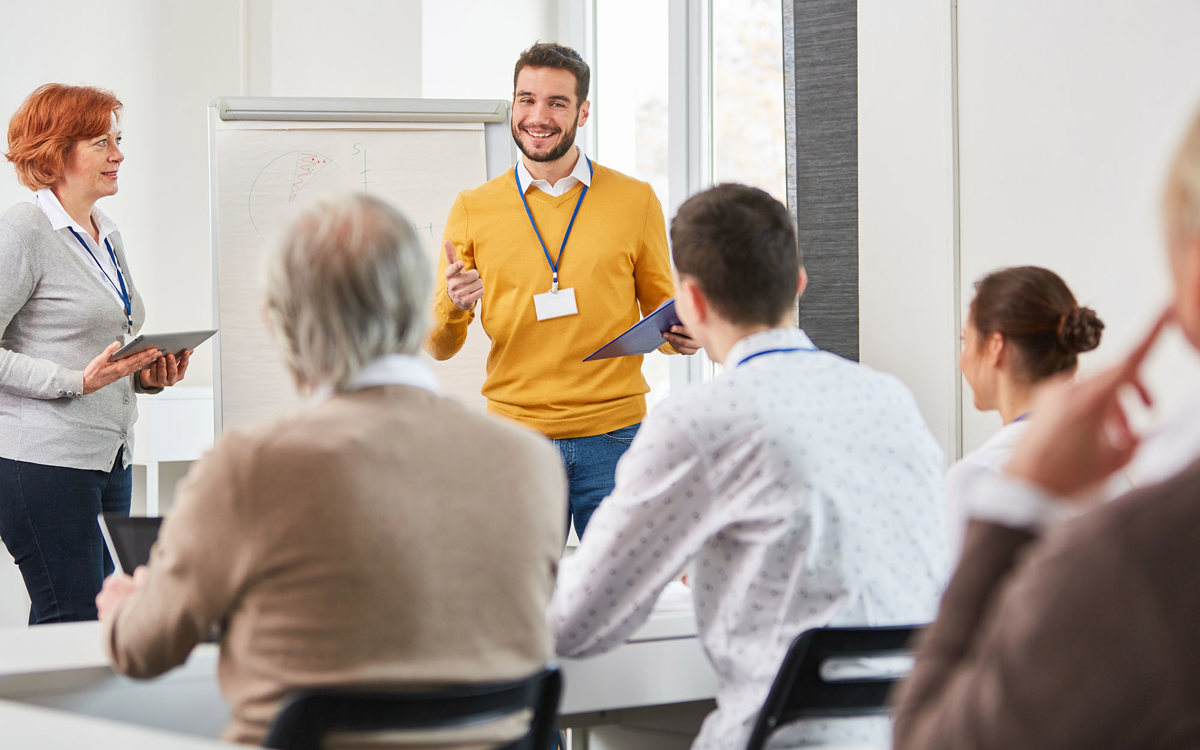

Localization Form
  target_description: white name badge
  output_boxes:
[533,288,579,321]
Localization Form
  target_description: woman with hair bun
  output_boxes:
[947,265,1121,557]
[0,84,190,624]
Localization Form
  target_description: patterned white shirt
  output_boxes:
[550,327,950,749]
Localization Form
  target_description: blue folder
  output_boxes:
[583,298,681,361]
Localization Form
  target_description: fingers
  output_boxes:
[137,354,166,388]
[173,350,192,384]
[137,349,162,370]
[1117,307,1171,381]
[663,326,700,355]
[446,268,483,311]
[164,353,179,382]
[443,241,468,281]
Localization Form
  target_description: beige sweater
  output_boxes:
[104,385,566,745]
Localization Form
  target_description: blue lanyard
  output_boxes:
[67,225,132,332]
[1012,412,1032,423]
[515,156,592,292]
[736,346,817,368]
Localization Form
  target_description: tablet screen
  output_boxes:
[98,515,162,574]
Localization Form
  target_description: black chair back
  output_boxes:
[263,666,562,750]
[745,625,918,750]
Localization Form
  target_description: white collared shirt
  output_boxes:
[549,327,950,749]
[345,353,440,393]
[312,353,441,402]
[31,188,125,307]
[516,146,592,197]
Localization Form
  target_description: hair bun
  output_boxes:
[1057,306,1104,354]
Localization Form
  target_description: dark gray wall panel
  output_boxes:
[783,0,858,360]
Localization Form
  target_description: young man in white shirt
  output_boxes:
[549,183,950,749]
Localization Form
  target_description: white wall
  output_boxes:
[0,0,556,627]
[955,0,1200,452]
[267,0,422,97]
[858,0,959,459]
[421,0,560,100]
[859,0,1200,464]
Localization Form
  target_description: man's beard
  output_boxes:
[512,120,578,164]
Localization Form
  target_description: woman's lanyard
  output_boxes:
[736,346,817,368]
[1012,412,1032,423]
[515,156,592,293]
[67,225,133,332]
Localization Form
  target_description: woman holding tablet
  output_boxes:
[0,84,189,624]
[946,265,1124,558]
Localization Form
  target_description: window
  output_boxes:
[594,0,674,408]
[712,0,787,201]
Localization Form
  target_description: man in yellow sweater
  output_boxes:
[427,42,697,538]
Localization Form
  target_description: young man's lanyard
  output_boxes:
[67,225,133,332]
[515,156,593,294]
[735,346,817,367]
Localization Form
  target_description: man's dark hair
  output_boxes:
[513,42,590,104]
[671,183,801,326]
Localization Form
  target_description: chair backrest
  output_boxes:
[262,666,562,750]
[744,625,919,750]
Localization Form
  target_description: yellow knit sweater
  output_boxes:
[427,163,675,439]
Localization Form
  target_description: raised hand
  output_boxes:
[444,240,484,311]
[1005,308,1171,497]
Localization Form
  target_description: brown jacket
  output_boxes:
[894,457,1200,749]
[104,385,566,745]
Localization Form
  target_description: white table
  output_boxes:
[0,700,238,750]
[0,613,890,750]
[0,620,228,738]
[0,608,716,746]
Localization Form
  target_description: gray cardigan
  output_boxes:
[0,201,146,470]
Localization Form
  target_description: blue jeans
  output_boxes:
[554,423,640,540]
[0,453,132,624]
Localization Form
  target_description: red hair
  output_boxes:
[5,84,122,190]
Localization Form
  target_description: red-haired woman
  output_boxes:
[946,265,1129,558]
[0,84,189,624]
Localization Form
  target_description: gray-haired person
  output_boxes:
[97,193,566,747]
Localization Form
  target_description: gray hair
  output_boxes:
[1168,105,1200,236]
[264,193,431,392]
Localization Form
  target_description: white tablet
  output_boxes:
[108,329,217,363]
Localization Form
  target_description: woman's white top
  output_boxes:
[945,418,1131,559]
[945,421,1030,559]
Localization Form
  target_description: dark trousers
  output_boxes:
[0,452,131,624]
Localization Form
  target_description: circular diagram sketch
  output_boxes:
[248,150,350,239]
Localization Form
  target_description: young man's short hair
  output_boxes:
[670,183,802,326]
[513,42,590,104]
